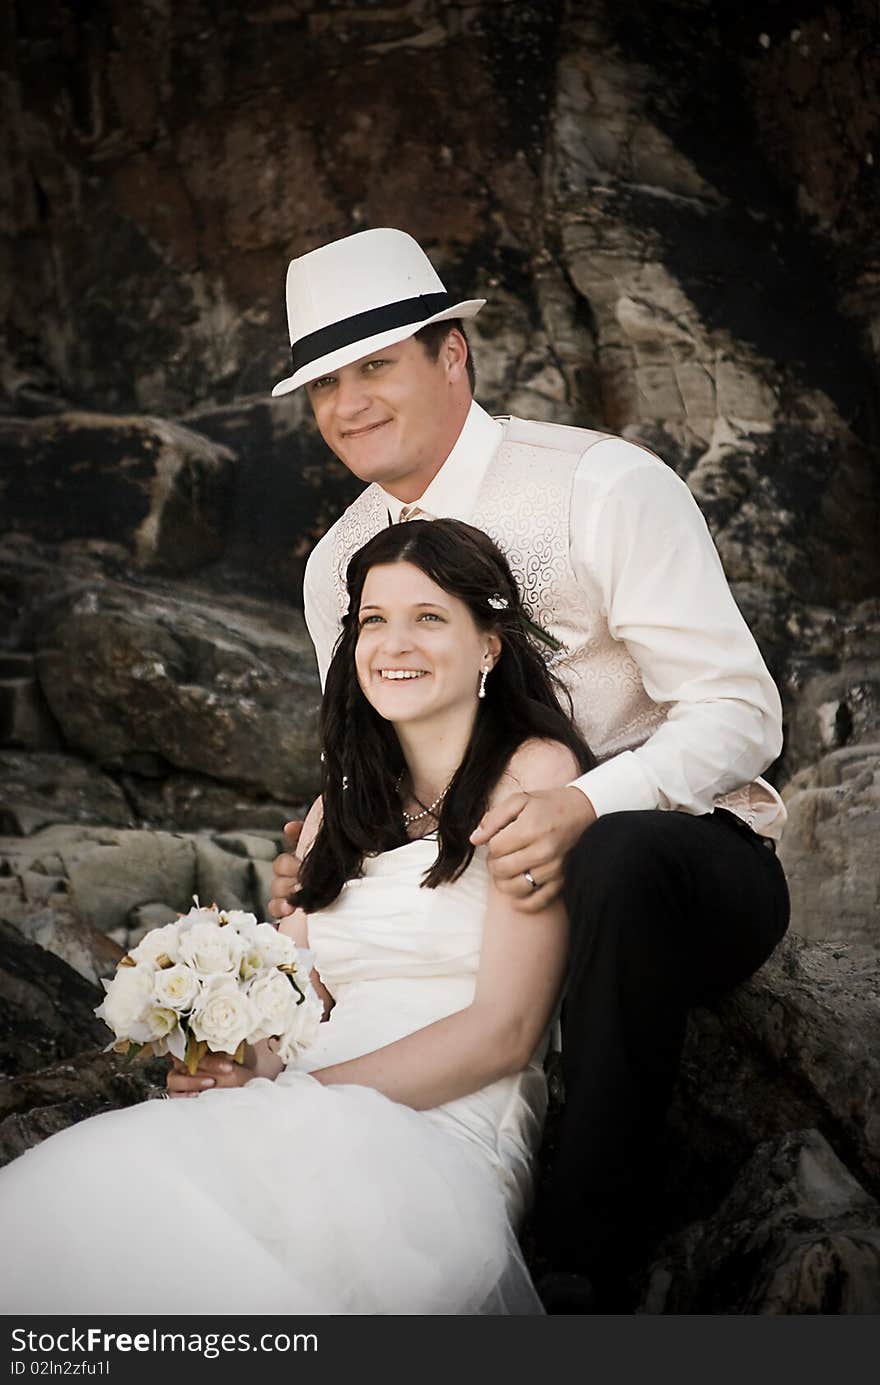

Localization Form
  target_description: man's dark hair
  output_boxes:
[295,518,594,913]
[414,319,476,393]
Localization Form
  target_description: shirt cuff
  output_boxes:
[568,751,660,819]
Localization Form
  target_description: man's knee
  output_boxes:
[564,810,678,907]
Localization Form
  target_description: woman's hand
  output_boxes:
[165,1052,251,1098]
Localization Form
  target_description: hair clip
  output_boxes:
[487,595,508,610]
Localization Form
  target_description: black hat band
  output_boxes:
[290,292,452,376]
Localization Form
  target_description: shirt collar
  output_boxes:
[379,402,503,524]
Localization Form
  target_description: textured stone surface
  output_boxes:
[33,576,321,799]
[0,920,108,1077]
[668,934,880,1212]
[16,906,125,987]
[0,1049,166,1168]
[65,830,197,933]
[0,653,61,751]
[642,1129,880,1314]
[546,7,879,610]
[118,770,304,834]
[779,745,880,946]
[0,413,234,572]
[0,750,134,835]
[0,821,285,959]
[181,393,362,600]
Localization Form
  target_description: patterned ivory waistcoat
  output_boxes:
[329,415,763,820]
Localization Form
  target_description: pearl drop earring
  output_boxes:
[478,666,489,699]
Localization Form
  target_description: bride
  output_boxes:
[0,518,593,1315]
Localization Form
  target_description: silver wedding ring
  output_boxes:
[523,869,539,891]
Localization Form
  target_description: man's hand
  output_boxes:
[469,786,597,913]
[166,1052,251,1098]
[267,820,304,920]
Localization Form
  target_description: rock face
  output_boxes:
[0,413,234,572]
[778,746,880,946]
[643,1129,880,1314]
[181,394,362,600]
[0,822,287,954]
[0,0,878,1314]
[671,936,880,1203]
[28,558,321,801]
[0,920,109,1077]
[41,591,317,799]
[0,750,134,835]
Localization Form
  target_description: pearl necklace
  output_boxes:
[398,776,450,826]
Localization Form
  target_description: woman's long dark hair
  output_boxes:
[295,519,595,912]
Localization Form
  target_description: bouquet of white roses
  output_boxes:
[95,899,322,1074]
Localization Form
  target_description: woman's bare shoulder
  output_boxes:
[490,738,582,806]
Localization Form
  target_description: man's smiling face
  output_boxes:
[304,332,470,503]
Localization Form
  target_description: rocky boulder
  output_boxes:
[0,919,108,1078]
[0,413,234,573]
[0,750,134,836]
[0,821,287,954]
[642,1128,880,1313]
[181,393,362,600]
[778,745,880,947]
[669,935,880,1207]
[33,576,321,800]
[0,1048,166,1168]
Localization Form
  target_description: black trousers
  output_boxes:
[539,807,790,1283]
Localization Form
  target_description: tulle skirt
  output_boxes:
[0,1071,543,1315]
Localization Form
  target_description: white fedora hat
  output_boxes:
[271,227,486,396]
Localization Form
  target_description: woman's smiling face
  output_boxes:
[354,560,499,728]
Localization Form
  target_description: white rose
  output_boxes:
[273,987,323,1065]
[177,920,244,978]
[220,910,258,937]
[189,974,257,1053]
[95,964,155,1039]
[138,1005,180,1044]
[246,970,300,1043]
[129,922,182,968]
[152,964,201,1012]
[239,925,297,979]
[252,923,298,969]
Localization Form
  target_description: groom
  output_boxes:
[267,227,790,1310]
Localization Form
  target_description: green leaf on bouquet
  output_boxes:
[184,1033,208,1076]
[279,964,306,1005]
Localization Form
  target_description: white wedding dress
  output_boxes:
[0,840,547,1315]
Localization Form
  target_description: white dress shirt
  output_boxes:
[304,402,785,836]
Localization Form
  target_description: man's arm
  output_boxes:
[474,438,783,909]
[569,440,782,816]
